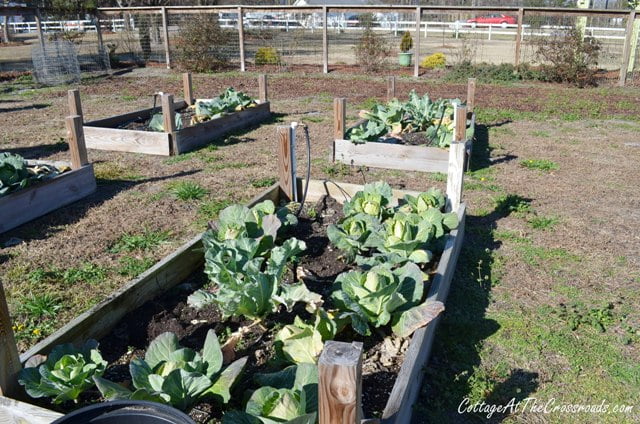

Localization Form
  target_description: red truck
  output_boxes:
[467,14,517,27]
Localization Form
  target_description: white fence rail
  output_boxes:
[2,16,627,42]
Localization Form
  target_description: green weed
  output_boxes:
[18,293,62,319]
[117,257,156,277]
[494,194,533,217]
[520,159,559,172]
[198,199,232,222]
[62,263,109,285]
[251,177,277,188]
[169,181,209,201]
[109,229,171,253]
[528,215,559,230]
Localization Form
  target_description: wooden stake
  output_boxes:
[323,6,328,74]
[183,72,193,106]
[277,126,294,201]
[258,74,268,103]
[65,115,89,170]
[34,8,45,51]
[466,78,476,113]
[161,93,176,135]
[238,7,246,72]
[95,15,105,56]
[446,105,467,213]
[161,7,171,69]
[334,98,346,140]
[414,7,421,78]
[0,281,22,398]
[619,10,636,87]
[68,89,83,122]
[387,76,396,101]
[318,341,363,424]
[514,8,524,67]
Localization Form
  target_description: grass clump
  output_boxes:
[117,257,156,278]
[169,181,209,201]
[109,228,171,253]
[520,159,559,172]
[251,177,276,188]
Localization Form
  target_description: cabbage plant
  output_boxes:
[332,263,444,337]
[223,364,318,424]
[18,340,107,404]
[274,309,338,364]
[94,330,246,411]
[327,213,380,262]
[192,88,257,123]
[0,152,60,197]
[342,181,394,220]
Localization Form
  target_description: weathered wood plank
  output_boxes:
[0,165,96,234]
[319,341,363,424]
[277,126,294,201]
[382,203,466,423]
[183,73,193,105]
[172,102,271,154]
[65,115,89,170]
[20,183,280,363]
[83,127,171,156]
[387,76,395,101]
[0,396,63,423]
[302,178,419,206]
[84,100,188,128]
[334,98,346,141]
[334,139,450,173]
[258,74,268,103]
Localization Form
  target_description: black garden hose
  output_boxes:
[295,124,312,217]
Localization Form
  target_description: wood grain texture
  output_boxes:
[333,98,346,140]
[238,7,245,72]
[67,89,83,121]
[446,105,467,212]
[161,7,171,68]
[334,139,449,173]
[20,183,280,363]
[302,178,419,206]
[387,76,395,101]
[0,283,21,398]
[619,10,636,86]
[258,74,268,103]
[0,165,96,234]
[65,115,89,169]
[183,72,193,105]
[0,395,63,423]
[382,204,466,423]
[173,102,271,154]
[323,6,328,73]
[466,78,476,113]
[515,8,524,66]
[161,93,176,134]
[414,7,421,78]
[84,100,187,128]
[277,126,294,201]
[83,126,171,156]
[319,341,363,424]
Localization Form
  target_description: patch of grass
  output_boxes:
[357,97,379,111]
[169,181,209,201]
[531,129,550,137]
[553,302,615,333]
[208,162,250,171]
[62,263,109,285]
[109,228,171,253]
[429,172,447,182]
[520,158,559,172]
[198,199,232,222]
[476,108,542,124]
[302,116,325,123]
[251,177,277,188]
[493,194,533,218]
[164,152,197,164]
[94,162,144,181]
[323,162,351,178]
[517,244,580,267]
[122,95,137,101]
[117,256,156,277]
[18,293,62,319]
[528,215,559,230]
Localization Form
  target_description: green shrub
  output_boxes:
[400,31,413,52]
[420,52,446,69]
[255,47,281,66]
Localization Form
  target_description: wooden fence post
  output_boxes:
[619,10,636,87]
[34,8,45,51]
[68,89,83,122]
[446,105,467,213]
[161,7,171,69]
[258,74,268,103]
[466,78,476,113]
[0,281,22,398]
[514,8,524,67]
[414,7,421,78]
[323,6,328,74]
[277,126,295,201]
[65,115,89,170]
[387,76,396,101]
[318,341,363,424]
[238,7,246,72]
[95,15,105,56]
[183,72,193,106]
[334,98,346,140]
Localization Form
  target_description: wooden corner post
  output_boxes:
[0,281,22,398]
[258,74,268,103]
[387,76,396,101]
[414,7,421,78]
[515,8,524,67]
[238,7,246,72]
[334,98,346,140]
[68,89,83,122]
[161,94,178,154]
[446,105,467,213]
[277,126,295,201]
[466,78,476,113]
[161,7,171,69]
[65,115,89,170]
[323,6,329,73]
[619,10,637,87]
[319,341,363,424]
[183,73,193,106]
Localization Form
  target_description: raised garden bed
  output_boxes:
[0,127,467,423]
[333,77,477,174]
[71,73,272,156]
[0,116,96,235]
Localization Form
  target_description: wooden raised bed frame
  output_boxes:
[71,73,272,156]
[0,116,96,235]
[0,111,468,423]
[333,77,477,174]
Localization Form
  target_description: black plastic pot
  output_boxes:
[52,400,195,424]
